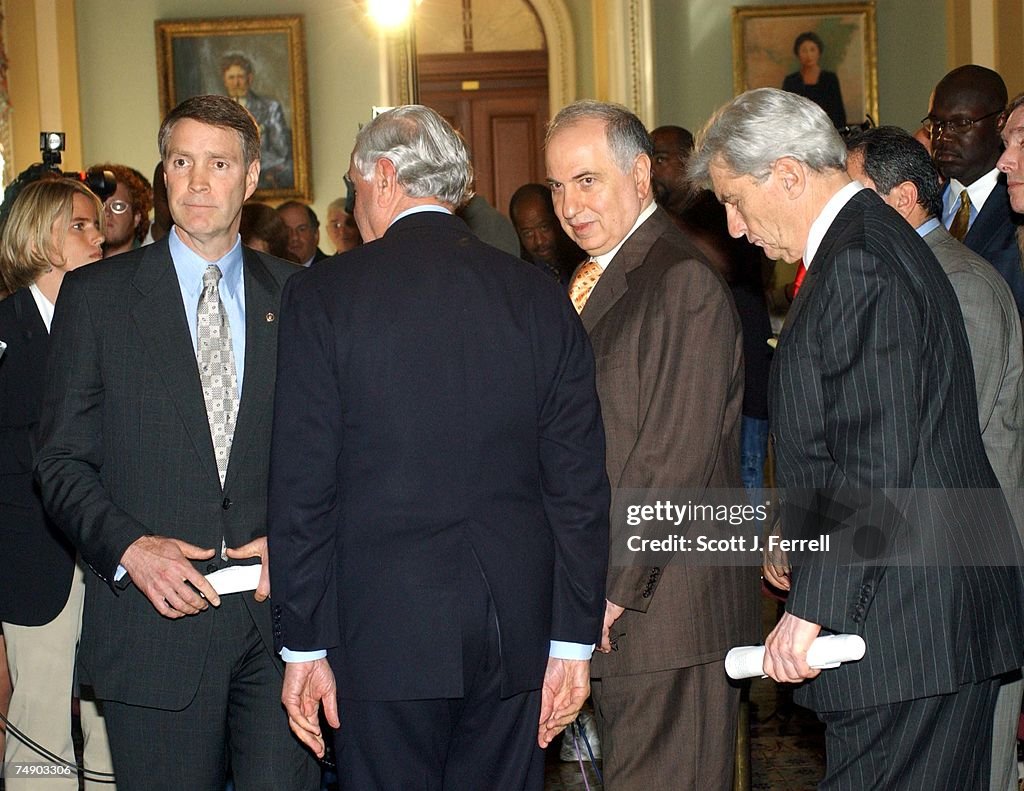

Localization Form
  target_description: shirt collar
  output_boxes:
[389,204,451,229]
[915,216,942,238]
[804,181,865,269]
[168,226,244,300]
[946,167,999,215]
[592,200,658,270]
[28,282,55,333]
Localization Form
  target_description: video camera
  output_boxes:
[39,131,117,201]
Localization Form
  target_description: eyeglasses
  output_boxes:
[921,109,1003,137]
[104,199,130,215]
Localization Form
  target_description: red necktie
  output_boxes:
[792,261,807,297]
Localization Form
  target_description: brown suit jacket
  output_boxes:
[586,207,759,677]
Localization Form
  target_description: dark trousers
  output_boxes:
[591,662,740,791]
[818,678,999,790]
[333,556,545,791]
[102,596,318,791]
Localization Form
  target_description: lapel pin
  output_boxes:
[266,312,275,322]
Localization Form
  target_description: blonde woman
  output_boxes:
[0,178,114,790]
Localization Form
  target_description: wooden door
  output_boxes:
[418,50,548,218]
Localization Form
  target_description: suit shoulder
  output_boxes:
[249,250,300,286]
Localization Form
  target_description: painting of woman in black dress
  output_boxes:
[782,31,846,129]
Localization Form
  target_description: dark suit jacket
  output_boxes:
[585,208,760,678]
[958,178,1024,319]
[34,238,296,710]
[0,288,76,626]
[268,211,610,701]
[773,189,1024,712]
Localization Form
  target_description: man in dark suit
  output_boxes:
[927,65,1024,318]
[34,95,319,790]
[847,125,1024,791]
[545,100,759,790]
[691,87,1024,789]
[267,105,610,790]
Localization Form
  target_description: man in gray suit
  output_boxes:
[545,100,758,790]
[35,95,318,790]
[691,88,1024,789]
[846,125,1024,791]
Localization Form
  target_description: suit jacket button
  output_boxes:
[207,563,218,572]
[222,497,232,510]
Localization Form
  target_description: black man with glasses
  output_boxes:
[926,65,1024,319]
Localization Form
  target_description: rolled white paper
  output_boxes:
[725,634,866,680]
[204,564,262,595]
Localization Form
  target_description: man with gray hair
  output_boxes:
[690,87,1024,788]
[847,125,1024,791]
[267,105,610,789]
[546,99,758,789]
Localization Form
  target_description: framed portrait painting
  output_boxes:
[156,15,312,201]
[732,3,878,130]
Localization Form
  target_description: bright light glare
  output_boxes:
[366,0,415,30]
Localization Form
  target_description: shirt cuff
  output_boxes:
[549,640,594,660]
[114,564,128,581]
[280,647,328,663]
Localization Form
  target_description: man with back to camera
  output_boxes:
[267,105,610,790]
[545,100,759,790]
[34,94,319,790]
[927,65,1024,318]
[690,86,1024,789]
[846,125,1024,791]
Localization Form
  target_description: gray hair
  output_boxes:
[351,105,473,206]
[546,100,653,173]
[688,88,847,186]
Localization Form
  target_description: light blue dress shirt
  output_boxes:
[169,228,246,398]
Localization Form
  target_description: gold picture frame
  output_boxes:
[732,3,878,128]
[155,15,312,202]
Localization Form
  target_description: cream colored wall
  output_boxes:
[8,0,84,173]
[73,0,383,227]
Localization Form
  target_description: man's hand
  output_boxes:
[762,544,791,592]
[225,536,270,601]
[120,535,220,617]
[538,657,590,748]
[763,611,821,683]
[282,658,340,758]
[598,600,626,654]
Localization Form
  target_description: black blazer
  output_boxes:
[35,239,296,710]
[0,288,76,626]
[267,211,610,701]
[772,190,1024,711]
[960,178,1024,319]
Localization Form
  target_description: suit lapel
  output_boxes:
[223,249,278,490]
[581,208,668,332]
[964,179,1013,254]
[129,239,220,483]
[13,288,49,352]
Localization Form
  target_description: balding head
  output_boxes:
[929,65,1007,184]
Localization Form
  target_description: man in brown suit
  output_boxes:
[545,100,759,788]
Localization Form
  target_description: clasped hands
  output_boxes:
[120,534,271,618]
